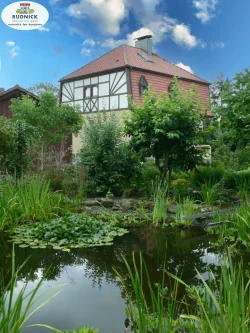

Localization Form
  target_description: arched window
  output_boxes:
[139,76,148,95]
[168,82,174,94]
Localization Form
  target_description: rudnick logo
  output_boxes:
[1,2,49,30]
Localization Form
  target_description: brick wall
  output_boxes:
[130,69,210,111]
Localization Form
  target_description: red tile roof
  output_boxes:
[60,44,209,84]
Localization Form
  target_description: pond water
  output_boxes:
[0,227,248,333]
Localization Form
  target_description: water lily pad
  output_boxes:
[62,248,70,252]
[10,214,129,251]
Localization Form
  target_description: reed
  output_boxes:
[170,256,250,333]
[0,175,72,231]
[152,180,169,226]
[235,177,250,202]
[114,253,181,333]
[174,197,198,226]
[0,246,64,333]
[213,204,250,249]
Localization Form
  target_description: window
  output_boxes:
[139,76,148,95]
[168,82,176,99]
[138,53,154,63]
[84,85,98,98]
[168,82,174,94]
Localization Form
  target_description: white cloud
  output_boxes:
[193,0,219,23]
[10,46,20,58]
[83,38,96,47]
[176,62,194,74]
[65,0,204,50]
[211,41,225,49]
[81,47,91,56]
[38,26,50,32]
[67,0,126,35]
[172,24,198,48]
[6,41,19,58]
[100,38,124,48]
[6,41,15,47]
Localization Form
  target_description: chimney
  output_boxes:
[135,35,153,55]
[0,88,5,95]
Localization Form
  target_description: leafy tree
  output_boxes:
[0,118,28,174]
[10,93,82,145]
[28,82,60,98]
[10,93,83,169]
[210,73,232,110]
[224,68,250,146]
[0,117,17,157]
[124,81,203,180]
[0,117,18,170]
[201,69,250,169]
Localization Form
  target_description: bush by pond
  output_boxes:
[10,214,129,251]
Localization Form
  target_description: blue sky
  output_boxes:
[0,0,249,90]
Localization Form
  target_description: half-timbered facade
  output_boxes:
[61,70,128,112]
[60,35,210,153]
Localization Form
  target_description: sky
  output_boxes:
[0,0,249,90]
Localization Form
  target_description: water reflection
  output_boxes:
[0,227,247,332]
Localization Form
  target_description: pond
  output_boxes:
[0,227,248,333]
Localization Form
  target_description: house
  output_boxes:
[20,3,30,14]
[0,85,38,118]
[60,35,210,153]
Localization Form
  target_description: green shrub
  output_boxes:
[171,178,192,202]
[171,170,190,181]
[79,113,139,195]
[224,168,250,190]
[140,160,160,195]
[191,165,224,186]
[44,165,86,199]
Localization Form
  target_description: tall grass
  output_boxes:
[114,253,180,333]
[235,176,250,202]
[213,203,250,249]
[116,252,249,333]
[152,180,169,226]
[199,180,220,205]
[0,175,73,231]
[170,256,250,333]
[0,247,64,333]
[174,197,198,226]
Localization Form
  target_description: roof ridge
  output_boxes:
[60,44,125,81]
[124,44,208,84]
[0,85,38,99]
[155,54,209,84]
